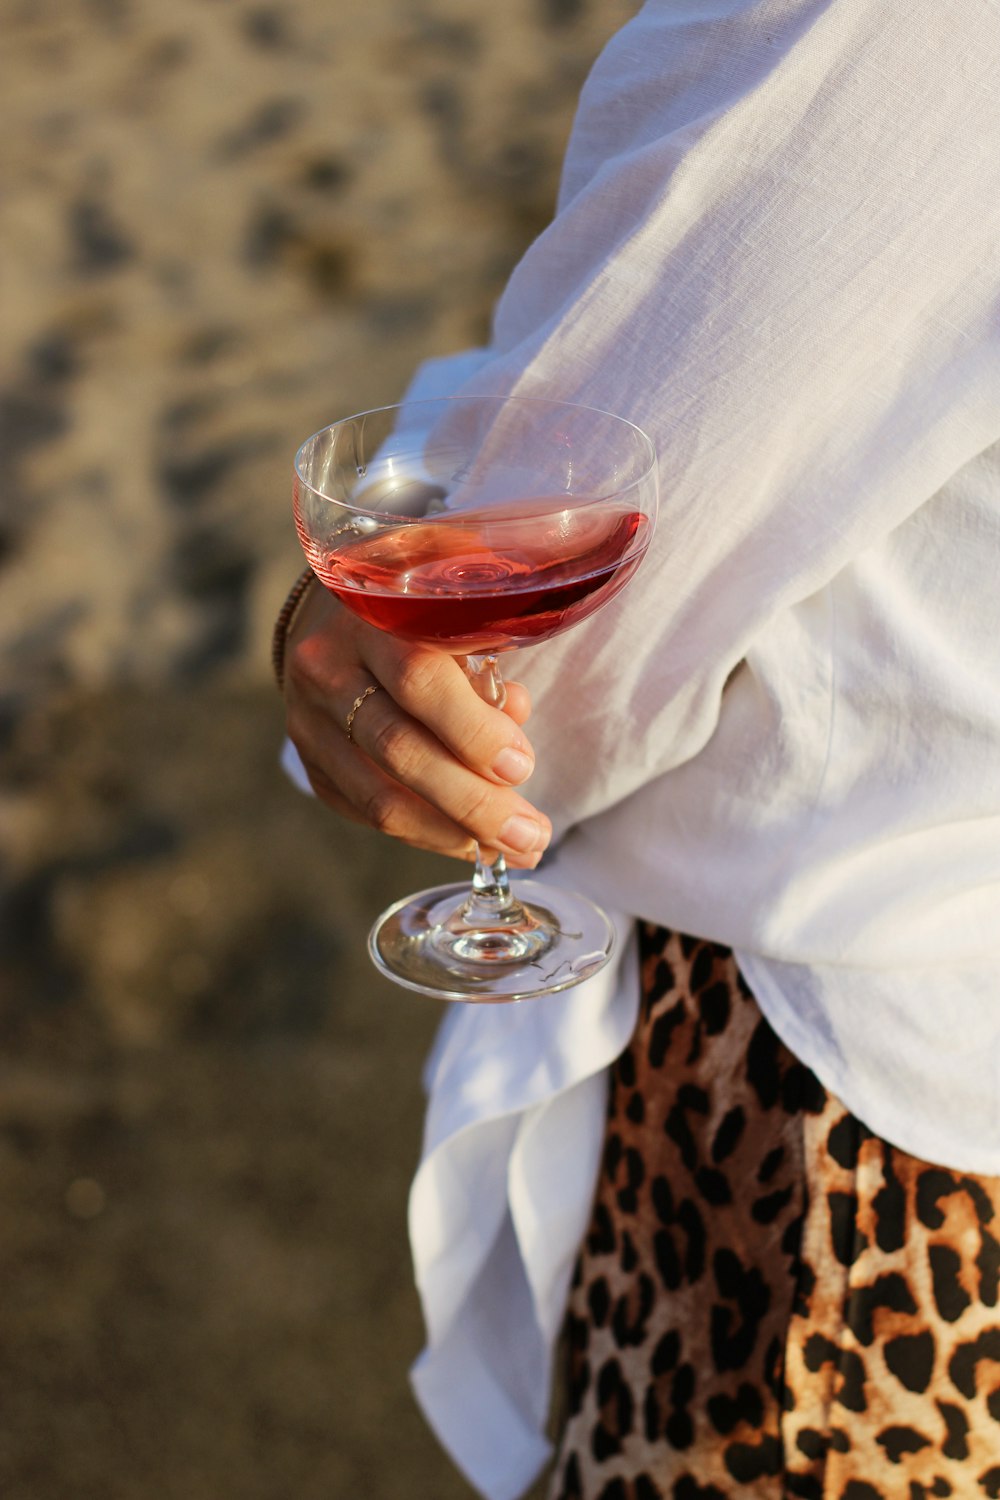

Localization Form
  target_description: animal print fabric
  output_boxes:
[547,926,1000,1500]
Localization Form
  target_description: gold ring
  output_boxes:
[345,683,380,742]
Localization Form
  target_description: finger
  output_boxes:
[293,715,548,867]
[288,598,537,782]
[284,601,546,856]
[502,680,532,727]
[362,637,537,786]
[298,752,481,861]
[341,686,551,862]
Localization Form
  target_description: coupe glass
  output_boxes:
[293,395,657,1002]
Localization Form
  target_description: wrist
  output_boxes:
[271,567,318,691]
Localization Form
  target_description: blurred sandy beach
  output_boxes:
[0,0,636,1495]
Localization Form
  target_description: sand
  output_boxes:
[0,0,637,1494]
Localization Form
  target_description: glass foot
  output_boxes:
[368,878,615,1003]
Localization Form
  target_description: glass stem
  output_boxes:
[465,652,507,712]
[464,654,516,918]
[420,650,552,969]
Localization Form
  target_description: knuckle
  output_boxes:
[304,762,332,796]
[454,781,499,836]
[460,713,501,768]
[364,786,405,837]
[315,780,351,817]
[302,762,341,806]
[393,646,446,707]
[285,638,325,699]
[371,714,425,780]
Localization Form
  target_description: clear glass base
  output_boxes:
[368,878,615,1003]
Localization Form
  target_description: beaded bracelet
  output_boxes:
[271,566,318,691]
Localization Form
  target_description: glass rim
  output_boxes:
[292,393,658,513]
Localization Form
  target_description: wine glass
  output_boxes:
[293,395,657,1003]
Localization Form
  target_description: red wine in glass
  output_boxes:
[313,503,649,653]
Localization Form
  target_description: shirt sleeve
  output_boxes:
[444,0,1000,840]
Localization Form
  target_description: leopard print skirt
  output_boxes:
[548,927,1000,1500]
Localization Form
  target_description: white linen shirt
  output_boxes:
[288,2,1000,1494]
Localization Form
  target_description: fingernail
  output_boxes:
[493,747,534,784]
[499,815,549,854]
[506,850,542,871]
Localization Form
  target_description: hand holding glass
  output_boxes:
[293,396,657,1002]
